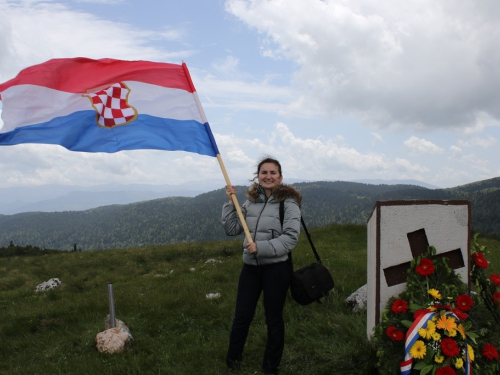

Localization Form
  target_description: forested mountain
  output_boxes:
[1,177,499,250]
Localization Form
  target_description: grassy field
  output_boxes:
[1,224,499,375]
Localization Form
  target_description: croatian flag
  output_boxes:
[0,58,219,156]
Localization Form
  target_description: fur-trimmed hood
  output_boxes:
[246,183,302,207]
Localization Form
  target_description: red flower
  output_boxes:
[473,252,489,269]
[386,326,405,341]
[416,258,435,276]
[413,308,431,319]
[441,338,460,357]
[452,308,468,320]
[436,366,456,375]
[482,343,499,360]
[490,274,500,286]
[456,294,473,311]
[493,292,500,306]
[391,299,409,314]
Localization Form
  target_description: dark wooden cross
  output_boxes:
[383,228,465,287]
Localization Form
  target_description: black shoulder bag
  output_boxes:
[280,201,335,306]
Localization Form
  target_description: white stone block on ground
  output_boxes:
[35,278,62,292]
[345,284,367,312]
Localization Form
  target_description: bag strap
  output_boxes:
[279,200,322,265]
[300,216,322,265]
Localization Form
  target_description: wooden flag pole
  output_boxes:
[182,61,253,244]
[216,154,253,243]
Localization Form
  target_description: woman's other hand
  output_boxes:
[245,241,257,255]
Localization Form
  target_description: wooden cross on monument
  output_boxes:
[383,228,465,287]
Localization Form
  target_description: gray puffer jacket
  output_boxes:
[221,183,301,266]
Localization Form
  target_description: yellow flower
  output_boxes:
[455,358,464,369]
[428,289,442,299]
[436,315,457,332]
[466,344,475,362]
[432,332,441,341]
[435,355,444,363]
[418,320,436,340]
[448,329,457,337]
[457,324,466,340]
[410,340,426,359]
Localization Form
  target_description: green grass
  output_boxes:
[0,225,498,375]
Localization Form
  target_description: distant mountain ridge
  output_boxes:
[0,182,221,215]
[353,179,440,190]
[0,178,437,214]
[1,177,499,250]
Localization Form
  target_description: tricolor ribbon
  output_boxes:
[400,312,436,375]
[400,310,472,375]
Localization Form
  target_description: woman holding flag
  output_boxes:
[221,157,301,374]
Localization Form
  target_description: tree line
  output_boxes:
[0,177,499,250]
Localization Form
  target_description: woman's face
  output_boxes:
[258,162,283,192]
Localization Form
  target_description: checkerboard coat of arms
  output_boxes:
[83,82,138,127]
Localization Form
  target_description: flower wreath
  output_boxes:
[373,234,500,375]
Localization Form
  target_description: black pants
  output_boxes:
[226,261,292,372]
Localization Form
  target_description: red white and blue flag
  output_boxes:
[0,58,219,156]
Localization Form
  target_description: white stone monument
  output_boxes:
[366,200,471,337]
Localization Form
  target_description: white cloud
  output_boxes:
[216,132,267,166]
[0,144,151,186]
[370,132,383,145]
[458,136,498,149]
[270,123,389,175]
[0,123,429,187]
[458,153,491,173]
[76,0,124,4]
[194,72,297,114]
[1,0,497,191]
[225,0,500,130]
[0,0,193,83]
[434,167,474,188]
[393,158,429,174]
[212,55,240,75]
[404,136,444,155]
[219,124,448,184]
[463,112,499,135]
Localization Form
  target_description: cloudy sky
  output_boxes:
[0,0,499,190]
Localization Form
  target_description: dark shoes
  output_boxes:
[226,356,242,372]
[227,357,279,374]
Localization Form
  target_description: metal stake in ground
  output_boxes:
[107,283,116,328]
